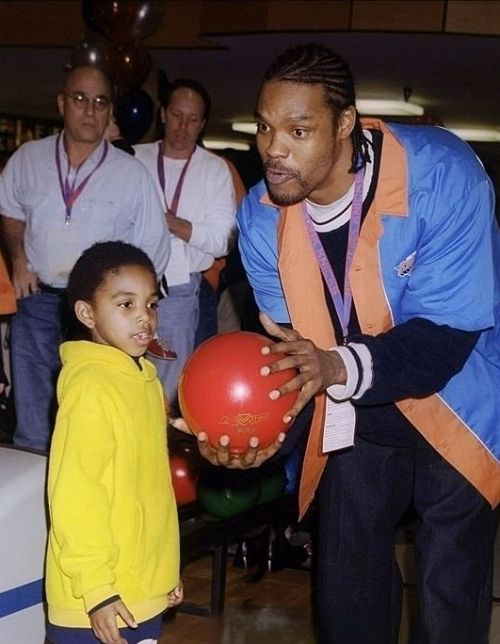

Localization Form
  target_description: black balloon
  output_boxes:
[109,40,151,99]
[65,31,112,72]
[66,33,151,101]
[115,89,155,145]
[81,0,105,35]
[84,0,165,43]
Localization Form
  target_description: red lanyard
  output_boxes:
[302,168,365,344]
[157,141,194,215]
[55,133,108,225]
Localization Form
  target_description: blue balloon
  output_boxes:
[115,89,154,145]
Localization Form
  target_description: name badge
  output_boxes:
[322,398,356,453]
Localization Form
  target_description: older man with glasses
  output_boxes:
[0,65,170,452]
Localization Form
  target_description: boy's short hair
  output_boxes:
[67,241,156,308]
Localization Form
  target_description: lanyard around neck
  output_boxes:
[302,167,365,343]
[55,133,108,225]
[157,141,194,216]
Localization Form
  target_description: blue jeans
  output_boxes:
[150,273,201,407]
[316,438,499,644]
[46,613,162,643]
[10,292,70,452]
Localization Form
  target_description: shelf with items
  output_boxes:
[0,113,62,156]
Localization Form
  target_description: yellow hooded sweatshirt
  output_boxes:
[46,341,179,628]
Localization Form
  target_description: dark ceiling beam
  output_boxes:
[0,1,498,49]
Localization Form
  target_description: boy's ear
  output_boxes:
[74,300,95,329]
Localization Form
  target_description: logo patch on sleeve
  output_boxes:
[394,251,416,277]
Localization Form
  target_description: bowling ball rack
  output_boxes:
[174,493,297,617]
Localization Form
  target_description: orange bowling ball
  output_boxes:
[178,331,298,454]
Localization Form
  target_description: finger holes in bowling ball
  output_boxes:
[178,331,299,455]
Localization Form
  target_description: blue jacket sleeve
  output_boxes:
[351,318,480,405]
[237,183,290,324]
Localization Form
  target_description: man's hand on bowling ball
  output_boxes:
[170,417,285,469]
[259,313,347,421]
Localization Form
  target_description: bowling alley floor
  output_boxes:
[159,548,315,644]
[159,529,500,644]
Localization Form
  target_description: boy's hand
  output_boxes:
[89,598,137,644]
[196,430,285,468]
[168,580,184,607]
[170,417,285,469]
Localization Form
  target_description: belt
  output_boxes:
[38,282,67,296]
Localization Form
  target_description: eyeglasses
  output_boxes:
[64,92,111,112]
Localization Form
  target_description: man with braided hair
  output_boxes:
[184,43,500,642]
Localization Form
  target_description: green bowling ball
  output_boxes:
[257,467,287,504]
[197,467,261,518]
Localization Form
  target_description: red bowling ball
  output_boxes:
[169,453,198,506]
[178,331,298,454]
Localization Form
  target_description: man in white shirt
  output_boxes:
[134,78,236,406]
[0,65,169,452]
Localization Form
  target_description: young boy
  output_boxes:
[45,241,182,644]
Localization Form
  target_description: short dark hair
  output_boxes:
[67,241,156,309]
[263,43,370,173]
[161,78,211,122]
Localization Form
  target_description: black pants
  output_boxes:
[316,437,499,644]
